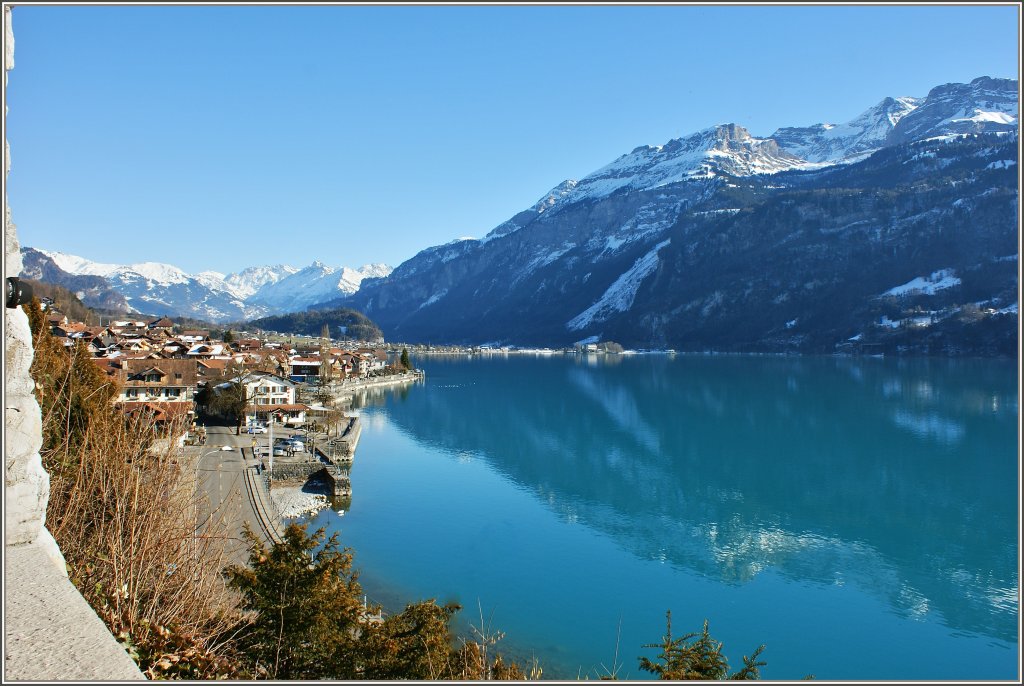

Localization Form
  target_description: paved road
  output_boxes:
[193,422,267,567]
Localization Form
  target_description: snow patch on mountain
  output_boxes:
[417,289,448,311]
[888,77,1018,145]
[950,109,1017,125]
[40,249,124,277]
[534,179,579,214]
[567,239,671,331]
[513,243,577,286]
[882,269,961,297]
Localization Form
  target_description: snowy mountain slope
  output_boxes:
[247,261,392,311]
[24,249,392,323]
[223,264,300,299]
[888,76,1017,145]
[566,239,672,331]
[772,96,921,163]
[19,247,131,313]
[559,124,807,206]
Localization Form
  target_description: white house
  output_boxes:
[221,371,309,426]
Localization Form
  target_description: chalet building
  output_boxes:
[110,320,151,337]
[47,311,69,330]
[115,337,156,353]
[236,338,263,352]
[196,358,231,380]
[111,358,200,436]
[147,317,175,334]
[160,340,191,357]
[289,356,322,381]
[216,371,309,426]
[114,358,200,407]
[179,330,209,343]
[186,343,227,358]
[356,347,388,370]
[83,330,118,356]
[336,352,359,378]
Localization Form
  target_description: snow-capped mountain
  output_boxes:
[886,76,1018,145]
[556,124,808,205]
[344,76,1018,355]
[247,261,393,312]
[770,77,1017,163]
[22,248,392,323]
[771,96,921,163]
[223,264,300,299]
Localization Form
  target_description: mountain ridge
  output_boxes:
[20,247,393,324]
[338,76,1017,355]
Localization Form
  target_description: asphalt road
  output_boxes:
[194,421,265,567]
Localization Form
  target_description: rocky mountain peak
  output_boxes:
[887,76,1017,145]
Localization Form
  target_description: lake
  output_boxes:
[302,353,1019,680]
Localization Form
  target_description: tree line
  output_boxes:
[247,306,383,341]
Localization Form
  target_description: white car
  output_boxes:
[246,425,268,434]
[276,438,306,451]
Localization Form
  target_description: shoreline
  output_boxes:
[269,482,332,519]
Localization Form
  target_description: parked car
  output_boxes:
[276,437,306,451]
[246,425,268,434]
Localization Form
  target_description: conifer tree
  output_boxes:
[24,298,120,455]
[638,611,766,680]
[226,523,366,679]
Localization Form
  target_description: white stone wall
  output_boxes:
[3,4,65,570]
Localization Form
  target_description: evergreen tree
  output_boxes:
[638,611,766,680]
[400,347,412,370]
[226,519,535,680]
[226,523,366,679]
[24,298,120,455]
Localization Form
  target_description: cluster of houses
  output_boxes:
[43,305,394,434]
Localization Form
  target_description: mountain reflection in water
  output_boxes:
[361,354,1018,645]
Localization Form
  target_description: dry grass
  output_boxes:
[40,378,244,678]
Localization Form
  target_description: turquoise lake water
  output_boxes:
[302,354,1019,680]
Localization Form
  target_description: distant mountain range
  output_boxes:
[22,76,1018,354]
[335,76,1018,355]
[19,247,391,323]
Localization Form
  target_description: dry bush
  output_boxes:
[442,602,542,680]
[42,404,245,678]
[26,300,245,678]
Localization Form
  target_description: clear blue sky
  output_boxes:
[4,3,1019,275]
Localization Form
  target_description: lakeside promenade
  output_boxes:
[194,372,422,557]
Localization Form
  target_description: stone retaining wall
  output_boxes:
[269,462,351,496]
[268,461,328,483]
